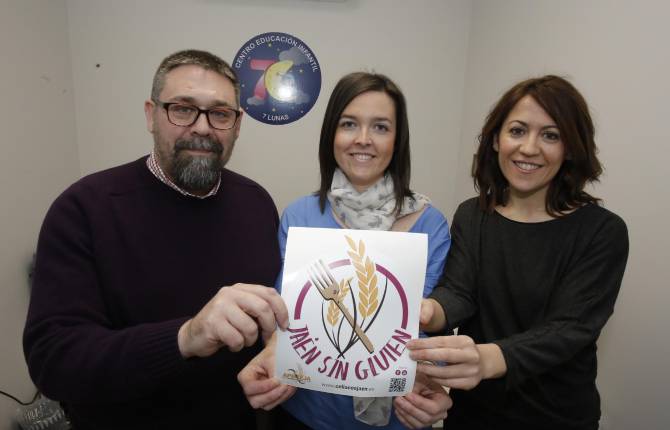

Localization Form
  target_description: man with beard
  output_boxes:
[23,50,287,429]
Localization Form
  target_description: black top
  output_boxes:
[23,157,281,430]
[430,197,628,430]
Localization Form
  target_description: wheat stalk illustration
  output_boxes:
[326,278,351,326]
[345,235,379,319]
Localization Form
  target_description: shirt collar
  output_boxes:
[146,150,221,199]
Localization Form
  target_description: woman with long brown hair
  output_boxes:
[410,75,629,429]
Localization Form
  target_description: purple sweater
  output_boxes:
[23,157,281,429]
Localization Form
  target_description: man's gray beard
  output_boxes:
[170,137,224,193]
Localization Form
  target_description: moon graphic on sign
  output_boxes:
[264,60,295,102]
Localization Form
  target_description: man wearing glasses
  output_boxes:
[24,50,287,429]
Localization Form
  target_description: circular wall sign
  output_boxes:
[233,32,321,125]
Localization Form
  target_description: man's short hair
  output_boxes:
[151,49,240,106]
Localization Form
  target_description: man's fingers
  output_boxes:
[261,327,274,343]
[232,292,277,337]
[216,320,246,352]
[264,289,289,330]
[233,284,289,331]
[222,306,259,347]
[182,284,287,358]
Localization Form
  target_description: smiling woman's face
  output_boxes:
[333,91,396,192]
[494,95,566,202]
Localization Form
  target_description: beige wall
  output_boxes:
[459,1,670,429]
[0,0,80,426]
[66,0,472,216]
[2,0,668,428]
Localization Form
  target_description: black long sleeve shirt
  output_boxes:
[23,157,281,429]
[430,198,629,430]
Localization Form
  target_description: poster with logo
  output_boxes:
[275,227,427,397]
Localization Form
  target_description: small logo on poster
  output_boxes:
[233,32,321,125]
[283,364,311,384]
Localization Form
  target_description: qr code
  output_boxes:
[389,377,407,393]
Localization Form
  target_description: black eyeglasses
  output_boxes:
[155,101,241,130]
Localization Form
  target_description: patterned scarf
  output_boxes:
[328,169,430,231]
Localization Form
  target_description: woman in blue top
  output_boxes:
[238,72,452,429]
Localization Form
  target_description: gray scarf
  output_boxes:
[327,168,429,426]
[328,169,429,231]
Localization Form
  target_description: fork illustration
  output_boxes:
[309,259,374,353]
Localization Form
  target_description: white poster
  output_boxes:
[275,227,427,397]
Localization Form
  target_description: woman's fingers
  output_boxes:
[407,335,475,351]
